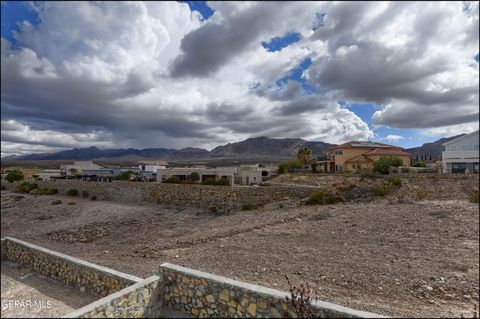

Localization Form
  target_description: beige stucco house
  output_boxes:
[317,141,411,173]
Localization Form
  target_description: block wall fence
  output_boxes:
[1,237,385,318]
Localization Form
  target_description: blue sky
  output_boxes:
[1,1,479,155]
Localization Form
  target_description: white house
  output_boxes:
[157,167,235,185]
[38,169,62,181]
[60,161,107,176]
[442,130,479,173]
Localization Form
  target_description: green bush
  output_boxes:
[359,168,375,180]
[386,176,402,187]
[82,190,89,198]
[90,195,97,201]
[373,157,404,174]
[241,203,256,211]
[202,178,230,186]
[190,172,200,181]
[67,189,78,196]
[471,188,479,203]
[278,158,302,174]
[114,171,133,181]
[5,170,24,183]
[305,189,342,205]
[15,182,38,194]
[163,176,182,184]
[412,162,427,167]
[51,200,62,205]
[371,182,392,197]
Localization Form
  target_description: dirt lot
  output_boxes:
[1,260,96,318]
[1,176,479,318]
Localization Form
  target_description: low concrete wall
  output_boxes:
[3,237,143,297]
[0,180,313,209]
[159,263,384,318]
[63,276,162,318]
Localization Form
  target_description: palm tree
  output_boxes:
[296,146,312,166]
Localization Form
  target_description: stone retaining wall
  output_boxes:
[2,237,143,298]
[63,276,162,318]
[1,180,313,209]
[159,263,384,318]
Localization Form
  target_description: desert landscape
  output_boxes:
[2,174,478,318]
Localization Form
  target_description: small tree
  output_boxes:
[310,159,318,173]
[278,158,302,174]
[190,172,200,182]
[5,170,24,183]
[373,157,403,174]
[296,147,312,166]
[115,171,133,181]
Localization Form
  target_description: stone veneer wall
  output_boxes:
[159,263,384,318]
[63,276,163,318]
[1,180,313,209]
[3,237,143,298]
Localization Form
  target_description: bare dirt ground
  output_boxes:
[1,260,96,318]
[1,176,479,318]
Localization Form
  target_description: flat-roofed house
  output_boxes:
[317,141,411,173]
[156,167,235,185]
[442,130,479,173]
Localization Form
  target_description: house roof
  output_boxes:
[363,148,411,156]
[442,130,479,146]
[327,141,403,151]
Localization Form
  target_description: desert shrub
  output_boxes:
[373,157,403,174]
[114,171,133,181]
[51,200,62,205]
[412,162,427,167]
[82,190,89,198]
[14,195,24,201]
[90,195,97,201]
[470,188,479,203]
[5,170,24,183]
[67,188,78,196]
[190,172,200,181]
[68,202,76,205]
[37,188,58,195]
[386,176,402,187]
[285,276,318,318]
[415,189,427,200]
[15,182,38,193]
[181,179,195,184]
[278,158,302,174]
[371,182,392,197]
[202,178,230,186]
[163,176,182,184]
[241,203,256,211]
[305,189,342,205]
[359,168,375,180]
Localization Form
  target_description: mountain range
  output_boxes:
[1,135,463,163]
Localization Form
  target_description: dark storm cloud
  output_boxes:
[169,2,293,77]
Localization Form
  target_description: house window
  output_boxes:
[253,177,256,181]
[335,165,343,172]
[450,145,457,151]
[461,144,468,151]
[336,150,343,155]
[161,175,166,181]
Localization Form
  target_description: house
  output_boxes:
[60,161,107,177]
[442,130,479,173]
[156,167,235,185]
[236,164,272,185]
[38,169,62,181]
[317,141,411,173]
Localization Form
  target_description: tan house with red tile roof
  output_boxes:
[317,141,411,173]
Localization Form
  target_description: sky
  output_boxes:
[1,1,479,157]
